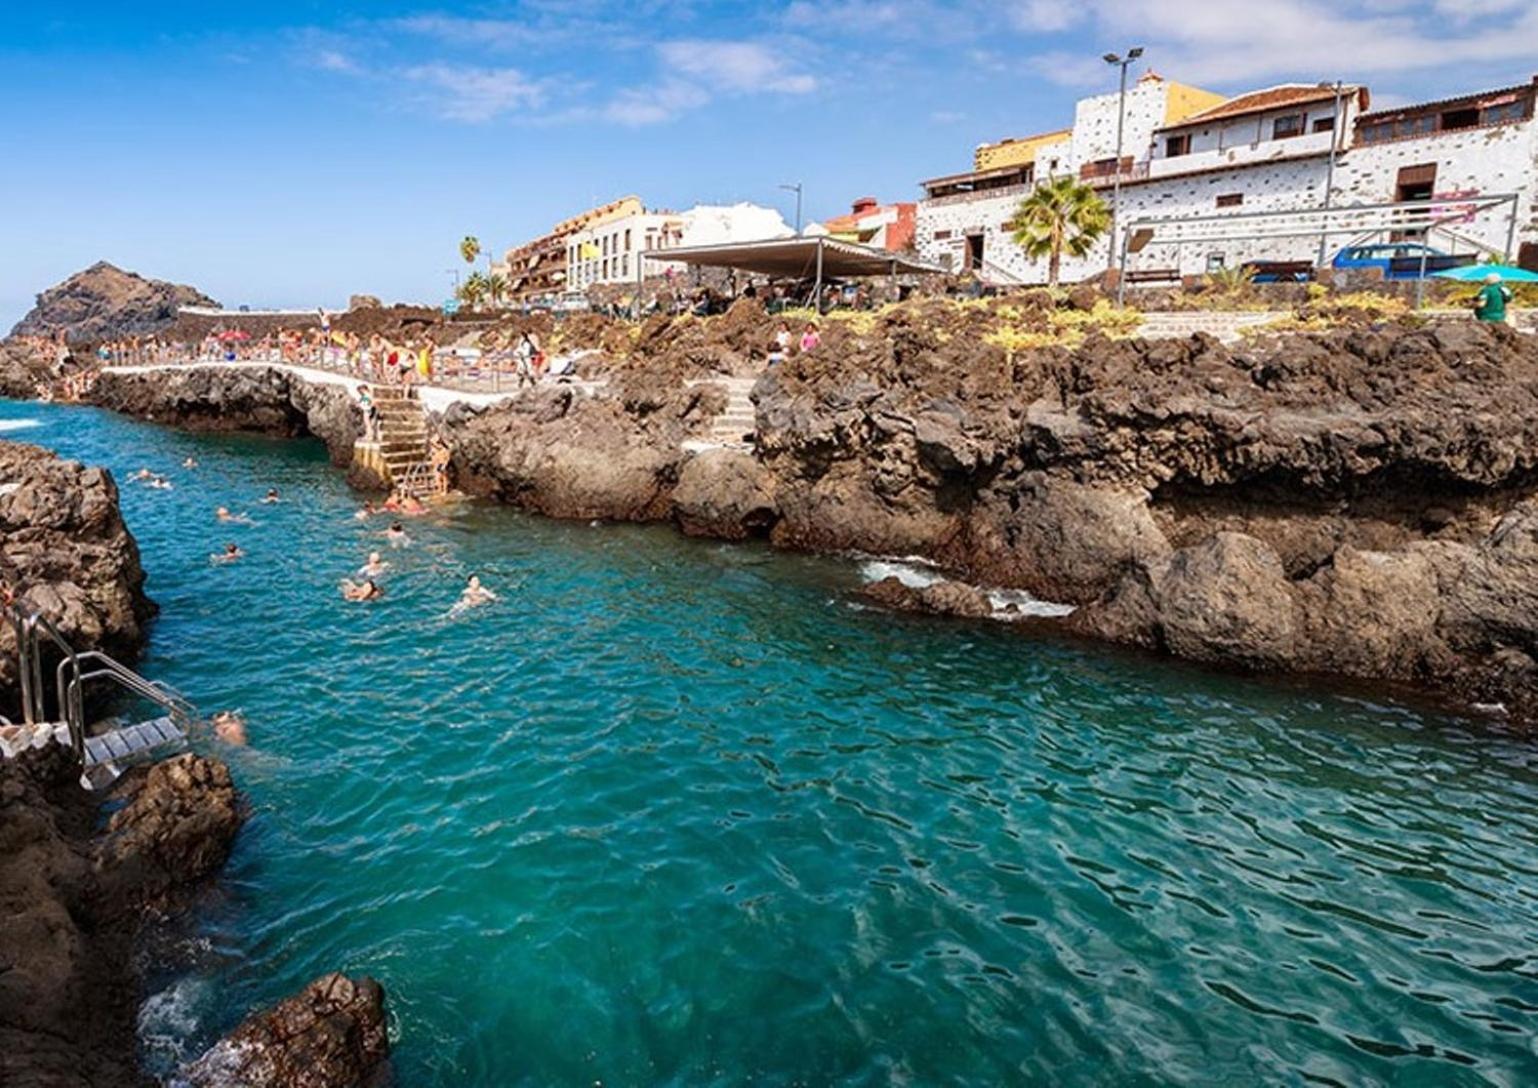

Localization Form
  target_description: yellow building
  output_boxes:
[974,129,1071,173]
[973,78,1226,173]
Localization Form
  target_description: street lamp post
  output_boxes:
[1316,80,1345,269]
[1103,46,1143,272]
[779,182,804,235]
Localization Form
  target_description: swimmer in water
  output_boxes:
[358,551,389,578]
[182,457,198,469]
[456,574,498,609]
[147,475,173,490]
[216,506,254,525]
[261,487,281,504]
[210,710,247,746]
[340,578,382,601]
[354,500,379,520]
[130,467,152,481]
[211,542,243,563]
[398,493,428,517]
[384,521,410,548]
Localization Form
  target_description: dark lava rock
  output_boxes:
[0,440,155,716]
[10,260,218,342]
[97,754,244,906]
[90,366,361,465]
[861,575,993,619]
[180,973,390,1088]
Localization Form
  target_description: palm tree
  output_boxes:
[460,235,481,266]
[1007,177,1111,287]
[486,272,508,309]
[458,271,488,310]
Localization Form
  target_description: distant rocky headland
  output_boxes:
[8,260,218,343]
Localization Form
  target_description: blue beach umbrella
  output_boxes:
[1432,263,1538,282]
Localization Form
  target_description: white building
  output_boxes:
[915,74,1538,285]
[566,201,793,290]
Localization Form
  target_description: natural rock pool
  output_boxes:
[10,399,1538,1086]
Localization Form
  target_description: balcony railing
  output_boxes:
[922,182,1032,208]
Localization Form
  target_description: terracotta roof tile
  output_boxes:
[1172,85,1344,127]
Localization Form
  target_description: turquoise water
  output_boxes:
[7,399,1538,1086]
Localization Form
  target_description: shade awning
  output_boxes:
[640,236,944,279]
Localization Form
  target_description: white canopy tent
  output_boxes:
[639,235,944,305]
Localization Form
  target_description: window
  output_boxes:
[933,230,952,240]
[1206,254,1226,274]
[1216,193,1243,208]
[1312,117,1334,133]
[1482,100,1526,125]
[1165,133,1190,157]
[624,229,632,252]
[1272,114,1304,139]
[621,255,629,276]
[1440,107,1479,131]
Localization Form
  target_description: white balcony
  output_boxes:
[1147,129,1336,180]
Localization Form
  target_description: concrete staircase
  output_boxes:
[1134,311,1285,343]
[370,387,434,495]
[685,377,758,451]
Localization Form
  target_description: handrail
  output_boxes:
[28,611,84,761]
[10,606,37,725]
[2,598,195,767]
[69,651,194,726]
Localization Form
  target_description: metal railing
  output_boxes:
[6,601,193,766]
[103,345,600,398]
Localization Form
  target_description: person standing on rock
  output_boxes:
[357,385,379,442]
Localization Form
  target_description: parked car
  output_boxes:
[1332,243,1477,280]
[1243,260,1315,283]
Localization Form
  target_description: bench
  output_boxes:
[1125,268,1181,285]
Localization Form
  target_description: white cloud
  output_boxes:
[391,15,540,49]
[1023,0,1538,86]
[404,64,547,122]
[1007,1,1080,32]
[312,49,359,74]
[657,40,817,95]
[603,80,711,125]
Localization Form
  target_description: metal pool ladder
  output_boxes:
[1,602,197,789]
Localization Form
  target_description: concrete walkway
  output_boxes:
[101,360,605,414]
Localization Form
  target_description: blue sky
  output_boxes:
[3,1,1535,328]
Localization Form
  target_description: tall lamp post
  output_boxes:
[779,182,804,235]
[1315,80,1345,269]
[1103,46,1144,271]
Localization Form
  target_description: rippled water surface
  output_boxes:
[10,399,1538,1086]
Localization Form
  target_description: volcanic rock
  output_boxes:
[96,754,243,905]
[861,576,993,619]
[440,382,716,521]
[10,260,217,343]
[0,441,154,715]
[90,365,361,465]
[671,448,779,539]
[180,973,390,1088]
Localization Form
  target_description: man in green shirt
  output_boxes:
[1474,272,1513,324]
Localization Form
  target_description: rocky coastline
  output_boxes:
[428,307,1538,721]
[0,440,387,1087]
[500,319,1538,724]
[29,296,1538,721]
